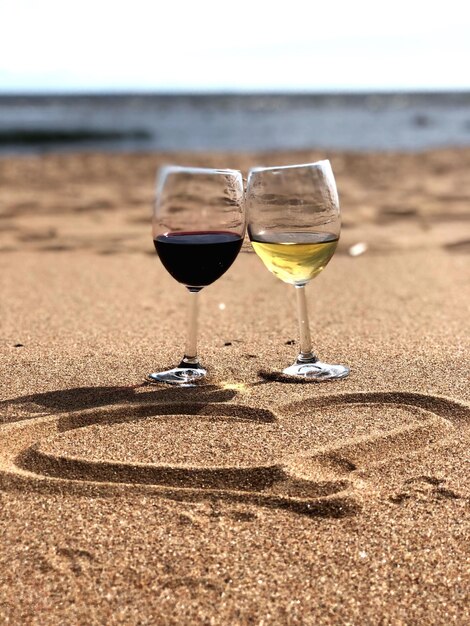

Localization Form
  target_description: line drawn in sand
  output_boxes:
[0,390,468,518]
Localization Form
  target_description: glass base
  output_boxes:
[282,358,350,381]
[147,360,207,386]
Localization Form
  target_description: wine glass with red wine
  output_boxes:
[148,165,245,385]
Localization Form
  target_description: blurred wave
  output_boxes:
[1,92,470,154]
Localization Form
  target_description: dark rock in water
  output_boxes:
[0,128,151,146]
[412,113,432,128]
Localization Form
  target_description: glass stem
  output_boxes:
[295,284,316,363]
[180,288,200,366]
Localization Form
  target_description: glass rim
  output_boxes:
[157,165,243,177]
[248,159,331,174]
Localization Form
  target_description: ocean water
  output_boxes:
[1,93,470,154]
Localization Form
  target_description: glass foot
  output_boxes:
[147,364,207,386]
[282,359,349,381]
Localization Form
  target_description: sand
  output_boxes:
[0,149,469,625]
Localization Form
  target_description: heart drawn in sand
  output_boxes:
[0,391,468,518]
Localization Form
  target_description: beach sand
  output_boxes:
[0,149,469,625]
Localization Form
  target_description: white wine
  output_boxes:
[250,232,338,285]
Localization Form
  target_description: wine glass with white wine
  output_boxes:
[246,160,349,380]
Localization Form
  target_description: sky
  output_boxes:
[1,0,470,93]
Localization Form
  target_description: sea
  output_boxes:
[1,92,470,154]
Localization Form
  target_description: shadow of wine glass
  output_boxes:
[0,383,239,424]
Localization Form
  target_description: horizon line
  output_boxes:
[2,87,470,97]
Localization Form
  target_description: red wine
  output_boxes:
[154,231,243,289]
